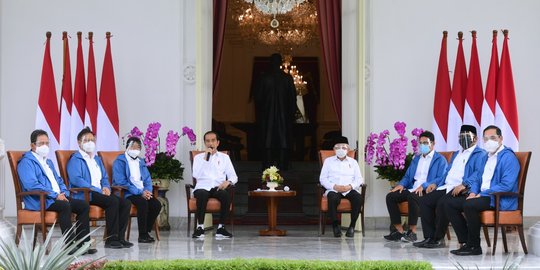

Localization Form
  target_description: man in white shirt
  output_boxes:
[384,131,447,242]
[447,125,520,256]
[319,137,364,237]
[67,127,132,249]
[17,129,96,255]
[415,125,487,248]
[192,131,238,239]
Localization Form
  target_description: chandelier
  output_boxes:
[281,55,308,95]
[235,0,318,48]
[244,0,305,27]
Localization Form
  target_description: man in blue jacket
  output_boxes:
[447,125,519,255]
[17,129,96,254]
[113,136,162,243]
[67,127,132,249]
[384,131,447,242]
[415,125,487,248]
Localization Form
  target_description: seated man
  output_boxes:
[67,127,132,249]
[415,125,486,248]
[113,137,162,243]
[192,131,238,239]
[447,125,519,256]
[319,136,364,237]
[384,131,447,242]
[17,129,96,254]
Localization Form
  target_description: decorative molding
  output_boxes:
[183,64,196,83]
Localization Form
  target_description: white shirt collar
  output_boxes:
[422,150,435,159]
[31,151,47,164]
[462,144,477,154]
[79,149,93,159]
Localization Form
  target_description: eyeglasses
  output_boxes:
[418,141,431,146]
[35,141,49,146]
[333,145,349,150]
[483,135,500,141]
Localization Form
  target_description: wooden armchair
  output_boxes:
[185,150,234,234]
[317,149,367,236]
[480,151,531,254]
[7,151,58,245]
[55,150,106,237]
[97,151,160,241]
[397,151,454,240]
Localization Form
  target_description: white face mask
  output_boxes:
[127,149,140,159]
[335,148,348,158]
[82,141,96,153]
[484,139,500,154]
[35,145,50,158]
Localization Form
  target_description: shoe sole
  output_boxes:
[215,234,232,238]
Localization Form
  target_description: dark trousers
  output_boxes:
[444,194,468,243]
[47,198,90,244]
[90,191,131,242]
[386,189,421,226]
[434,192,469,240]
[327,190,362,228]
[418,189,446,239]
[127,195,162,237]
[193,187,230,225]
[460,197,492,247]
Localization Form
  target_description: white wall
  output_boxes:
[0,0,198,217]
[366,0,540,216]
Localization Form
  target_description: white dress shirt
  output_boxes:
[79,150,103,189]
[32,151,60,193]
[125,153,144,190]
[319,155,364,196]
[480,145,505,192]
[410,150,434,191]
[438,144,476,193]
[192,151,238,191]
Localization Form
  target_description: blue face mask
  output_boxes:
[419,144,430,155]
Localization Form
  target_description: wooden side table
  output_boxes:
[248,190,297,236]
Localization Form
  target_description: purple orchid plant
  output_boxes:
[364,121,423,181]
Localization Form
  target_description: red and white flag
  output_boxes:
[35,32,60,160]
[447,32,468,151]
[481,30,499,135]
[432,31,452,151]
[495,30,519,151]
[463,31,483,136]
[85,32,98,135]
[97,32,120,151]
[59,32,73,150]
[70,32,87,149]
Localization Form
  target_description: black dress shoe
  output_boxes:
[450,244,469,255]
[413,238,432,247]
[454,245,482,256]
[422,238,445,248]
[138,235,154,243]
[104,240,123,249]
[345,227,355,238]
[84,248,98,255]
[119,239,134,248]
[333,225,342,237]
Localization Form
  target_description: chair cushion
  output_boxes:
[89,205,105,219]
[18,210,58,224]
[188,198,226,212]
[320,197,352,212]
[398,201,409,215]
[480,210,522,225]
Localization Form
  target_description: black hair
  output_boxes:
[203,131,220,141]
[419,130,435,142]
[77,127,94,142]
[126,137,142,149]
[30,129,48,143]
[483,125,502,136]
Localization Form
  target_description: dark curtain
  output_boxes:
[213,0,228,97]
[316,0,342,126]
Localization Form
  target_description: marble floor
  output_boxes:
[75,225,540,269]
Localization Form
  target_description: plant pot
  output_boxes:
[266,181,279,191]
[153,179,171,190]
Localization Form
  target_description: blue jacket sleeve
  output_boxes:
[47,159,70,197]
[463,150,487,193]
[67,157,94,190]
[18,158,57,199]
[399,156,418,189]
[112,158,141,195]
[141,163,153,192]
[97,158,111,190]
